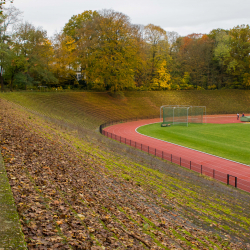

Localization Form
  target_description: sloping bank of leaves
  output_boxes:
[0,98,250,249]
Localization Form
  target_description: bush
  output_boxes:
[207,84,217,90]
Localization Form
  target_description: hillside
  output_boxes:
[1,90,250,130]
[0,91,250,249]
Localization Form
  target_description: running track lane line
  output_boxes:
[103,115,250,182]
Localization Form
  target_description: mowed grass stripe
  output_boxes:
[137,123,250,165]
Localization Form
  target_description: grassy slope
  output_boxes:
[1,89,250,130]
[137,123,250,165]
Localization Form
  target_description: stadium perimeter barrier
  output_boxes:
[99,117,250,194]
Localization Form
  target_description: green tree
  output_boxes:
[0,4,21,91]
[63,10,99,41]
[228,25,250,88]
[12,22,57,89]
[211,29,231,88]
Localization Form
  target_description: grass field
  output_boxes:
[137,123,250,165]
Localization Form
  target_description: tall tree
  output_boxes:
[63,10,99,41]
[51,33,78,85]
[152,60,171,89]
[79,9,141,92]
[143,24,171,86]
[12,22,57,89]
[228,25,250,88]
[175,33,214,89]
[0,4,21,91]
[211,29,231,88]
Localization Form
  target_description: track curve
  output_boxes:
[104,114,250,182]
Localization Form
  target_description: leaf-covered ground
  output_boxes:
[1,99,250,249]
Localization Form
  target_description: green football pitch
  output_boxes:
[137,123,250,165]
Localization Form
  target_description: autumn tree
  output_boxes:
[174,33,214,89]
[57,10,101,87]
[209,29,231,88]
[132,24,149,88]
[0,4,21,91]
[77,9,141,92]
[143,24,171,87]
[63,10,99,41]
[10,22,57,89]
[228,25,250,88]
[51,33,78,85]
[152,60,171,89]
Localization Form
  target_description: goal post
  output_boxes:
[160,105,206,127]
[189,106,205,124]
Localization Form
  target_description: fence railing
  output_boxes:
[99,118,250,194]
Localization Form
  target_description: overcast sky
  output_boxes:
[10,0,250,38]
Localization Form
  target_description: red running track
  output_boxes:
[103,114,250,187]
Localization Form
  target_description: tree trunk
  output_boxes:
[10,75,14,91]
[0,70,4,92]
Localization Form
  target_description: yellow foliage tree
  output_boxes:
[152,60,171,89]
[80,9,140,92]
[51,34,78,84]
[144,24,171,86]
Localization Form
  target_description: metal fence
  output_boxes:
[99,118,250,194]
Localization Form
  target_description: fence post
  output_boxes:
[227,174,230,185]
[213,169,215,178]
[201,165,202,174]
[235,177,237,188]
